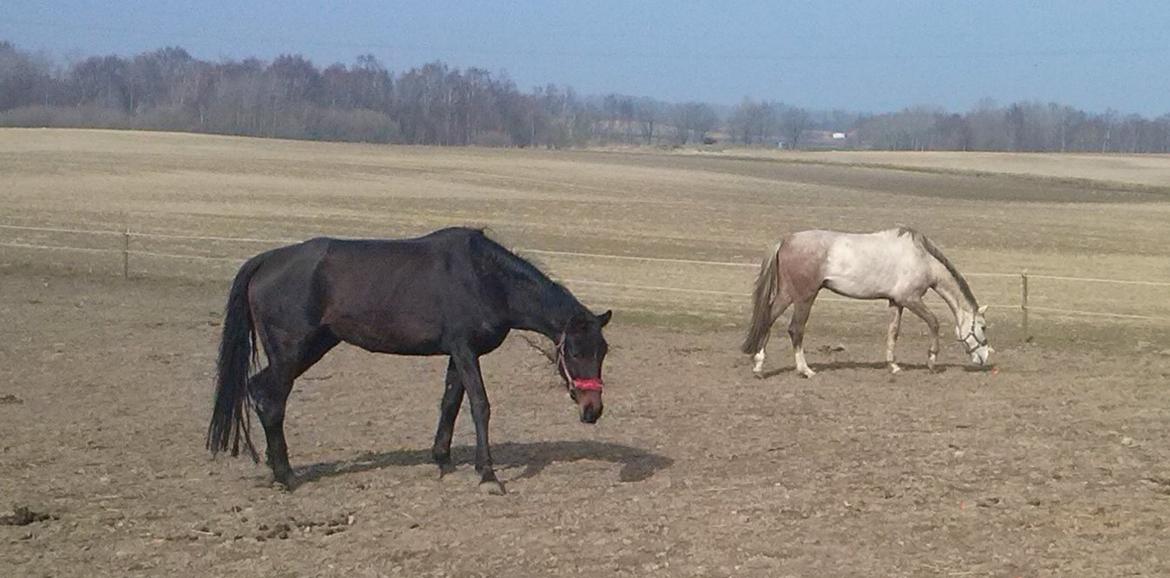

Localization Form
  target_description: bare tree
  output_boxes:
[780,106,809,149]
[634,97,662,145]
[671,102,717,144]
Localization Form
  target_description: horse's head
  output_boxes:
[557,309,612,424]
[957,304,992,366]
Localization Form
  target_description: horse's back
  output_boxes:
[319,229,482,289]
[318,230,504,354]
[242,229,507,355]
[818,229,931,299]
[828,229,921,267]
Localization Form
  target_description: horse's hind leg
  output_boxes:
[432,358,465,478]
[753,296,792,375]
[886,302,905,374]
[251,329,338,489]
[789,298,817,378]
[247,366,293,486]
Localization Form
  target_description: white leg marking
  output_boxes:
[795,346,816,378]
[752,349,766,375]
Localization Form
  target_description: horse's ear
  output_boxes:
[597,310,612,327]
[977,305,989,315]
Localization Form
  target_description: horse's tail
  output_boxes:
[206,252,269,462]
[741,240,783,354]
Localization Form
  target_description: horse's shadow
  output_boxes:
[296,440,673,487]
[758,360,973,379]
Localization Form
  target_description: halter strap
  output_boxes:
[572,378,604,391]
[957,317,987,354]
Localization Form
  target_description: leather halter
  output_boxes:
[958,317,987,354]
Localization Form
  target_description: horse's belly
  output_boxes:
[328,313,445,355]
[822,277,888,300]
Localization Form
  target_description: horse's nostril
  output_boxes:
[580,406,601,423]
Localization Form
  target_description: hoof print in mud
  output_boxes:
[0,506,57,526]
[255,514,353,541]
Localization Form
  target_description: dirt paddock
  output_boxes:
[2,130,1170,576]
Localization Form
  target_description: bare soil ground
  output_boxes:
[2,130,1169,576]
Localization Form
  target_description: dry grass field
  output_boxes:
[2,129,1169,576]
[726,149,1170,190]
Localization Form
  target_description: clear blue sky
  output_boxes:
[4,1,1170,115]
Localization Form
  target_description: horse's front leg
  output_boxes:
[886,302,904,373]
[432,358,465,478]
[451,351,505,495]
[905,300,940,372]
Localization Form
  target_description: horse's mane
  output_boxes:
[471,229,580,312]
[899,227,979,308]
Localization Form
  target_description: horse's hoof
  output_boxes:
[437,463,456,479]
[797,369,816,378]
[752,370,766,380]
[890,364,902,374]
[479,480,507,495]
[261,468,295,491]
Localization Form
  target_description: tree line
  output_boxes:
[853,100,1170,153]
[2,41,1168,152]
[0,41,721,147]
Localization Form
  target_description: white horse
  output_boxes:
[742,227,992,377]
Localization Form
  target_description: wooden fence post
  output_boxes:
[123,225,130,280]
[1021,270,1030,342]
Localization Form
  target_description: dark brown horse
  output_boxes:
[206,227,612,494]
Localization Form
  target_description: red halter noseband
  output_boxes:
[556,333,604,392]
[572,378,604,392]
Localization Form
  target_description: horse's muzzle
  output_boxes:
[580,404,603,423]
[578,391,603,423]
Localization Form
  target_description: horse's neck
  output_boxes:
[929,260,973,325]
[505,275,584,339]
[476,239,584,339]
